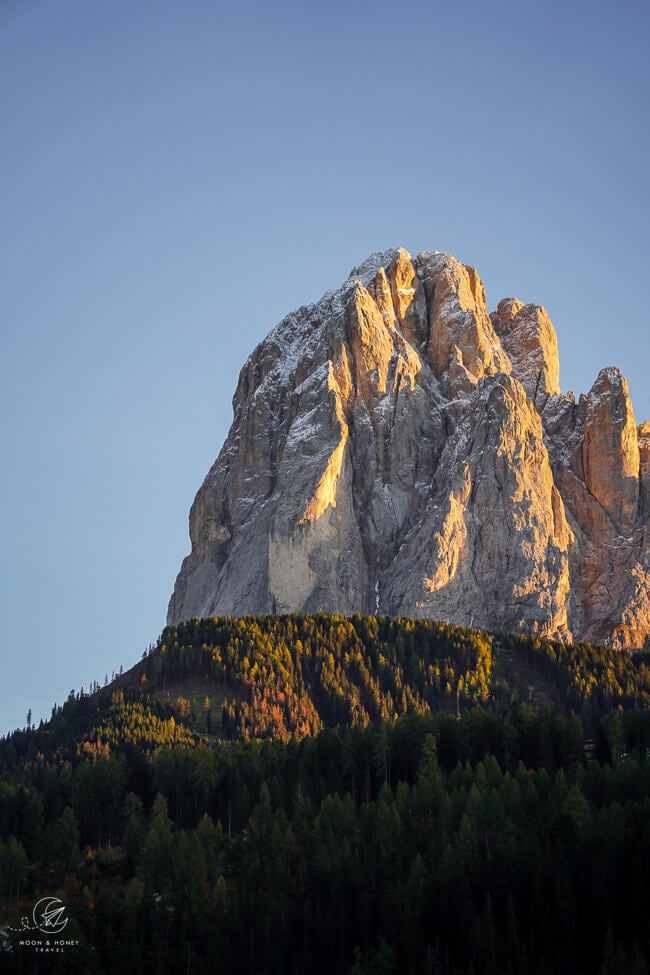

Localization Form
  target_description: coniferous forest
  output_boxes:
[2,614,650,974]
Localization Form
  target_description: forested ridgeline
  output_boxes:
[3,615,650,972]
[126,614,650,739]
[0,614,491,769]
[3,613,650,770]
[148,615,494,740]
[2,707,650,973]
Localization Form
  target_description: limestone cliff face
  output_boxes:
[168,248,650,649]
[490,299,560,407]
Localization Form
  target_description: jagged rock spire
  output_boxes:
[168,248,650,650]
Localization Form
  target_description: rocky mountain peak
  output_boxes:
[581,366,640,531]
[168,247,650,650]
[490,298,561,407]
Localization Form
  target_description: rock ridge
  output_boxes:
[168,248,650,649]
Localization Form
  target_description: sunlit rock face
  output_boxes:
[168,248,650,649]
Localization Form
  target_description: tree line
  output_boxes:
[2,614,650,972]
[2,702,650,972]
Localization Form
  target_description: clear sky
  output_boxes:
[1,0,648,734]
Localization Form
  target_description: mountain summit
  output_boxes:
[168,248,650,649]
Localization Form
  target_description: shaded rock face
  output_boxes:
[168,248,650,649]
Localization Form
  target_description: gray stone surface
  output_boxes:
[168,248,650,649]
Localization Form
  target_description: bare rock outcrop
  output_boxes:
[168,248,650,649]
[490,299,560,407]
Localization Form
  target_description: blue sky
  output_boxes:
[1,0,648,734]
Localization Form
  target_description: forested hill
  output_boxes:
[0,614,648,777]
[121,613,650,741]
[3,616,650,972]
[6,613,650,762]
